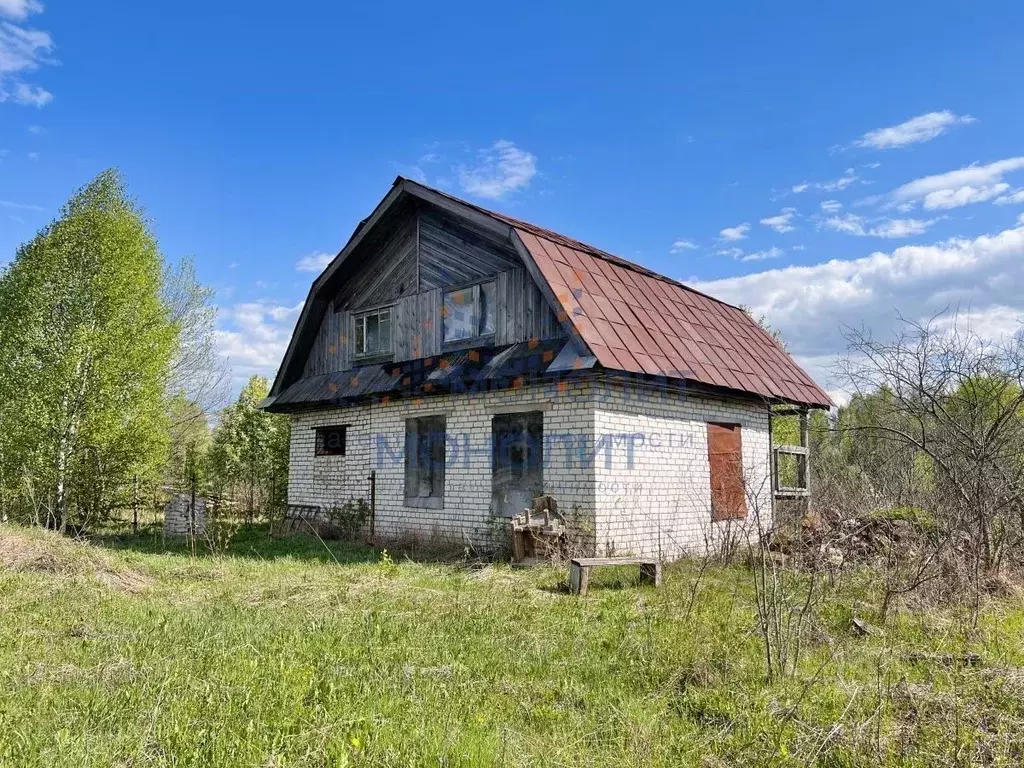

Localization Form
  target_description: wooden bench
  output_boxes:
[568,556,662,596]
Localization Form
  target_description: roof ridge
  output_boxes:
[396,176,748,315]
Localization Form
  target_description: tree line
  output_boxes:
[0,170,288,532]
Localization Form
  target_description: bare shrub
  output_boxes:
[826,312,1024,621]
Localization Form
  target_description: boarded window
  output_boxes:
[442,281,496,343]
[404,416,446,508]
[707,423,746,521]
[314,425,347,456]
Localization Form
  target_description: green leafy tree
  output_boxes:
[208,376,290,521]
[165,394,212,491]
[0,170,176,531]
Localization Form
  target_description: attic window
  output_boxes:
[354,307,392,358]
[443,281,496,344]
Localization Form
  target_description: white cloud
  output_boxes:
[695,222,1024,383]
[820,168,859,192]
[820,200,842,214]
[0,21,52,73]
[788,169,865,198]
[923,183,1009,210]
[458,139,537,200]
[25,121,42,133]
[295,251,334,273]
[0,12,56,108]
[215,300,304,389]
[822,212,936,238]
[5,81,49,105]
[995,189,1024,206]
[741,246,784,262]
[719,222,750,241]
[868,218,936,238]
[26,150,36,159]
[0,198,42,211]
[822,213,867,235]
[760,208,796,234]
[0,0,42,20]
[714,247,744,259]
[792,245,806,251]
[883,157,1024,211]
[670,239,699,253]
[854,110,975,150]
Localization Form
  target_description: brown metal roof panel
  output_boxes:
[587,343,623,370]
[593,257,626,284]
[650,355,676,376]
[698,360,729,389]
[631,350,666,377]
[555,244,589,271]
[647,308,678,338]
[533,234,569,265]
[663,332,698,364]
[629,321,666,359]
[576,291,606,322]
[624,280,658,310]
[608,344,642,372]
[591,316,624,349]
[552,259,583,288]
[609,320,643,350]
[515,230,552,262]
[701,343,730,374]
[591,293,625,325]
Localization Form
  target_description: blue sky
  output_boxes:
[3,0,1024,400]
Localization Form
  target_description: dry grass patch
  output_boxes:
[0,526,152,594]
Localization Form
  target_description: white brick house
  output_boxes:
[264,178,831,558]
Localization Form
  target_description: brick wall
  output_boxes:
[591,379,772,559]
[286,377,772,559]
[164,493,206,538]
[287,380,596,550]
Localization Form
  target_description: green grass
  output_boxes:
[2,525,1024,766]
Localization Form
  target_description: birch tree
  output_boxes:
[208,376,290,520]
[0,170,176,531]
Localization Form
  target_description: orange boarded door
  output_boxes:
[707,423,747,521]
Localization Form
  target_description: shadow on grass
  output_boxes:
[87,524,383,566]
[87,523,497,568]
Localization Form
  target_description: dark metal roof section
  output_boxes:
[263,339,595,412]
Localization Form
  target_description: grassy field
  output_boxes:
[1,525,1024,767]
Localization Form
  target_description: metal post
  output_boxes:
[368,470,377,541]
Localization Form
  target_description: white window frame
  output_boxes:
[353,306,393,358]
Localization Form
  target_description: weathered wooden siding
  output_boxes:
[304,302,351,377]
[334,215,418,312]
[393,288,441,362]
[418,210,520,290]
[495,268,562,346]
[300,207,565,377]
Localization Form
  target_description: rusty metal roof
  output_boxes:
[416,182,832,408]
